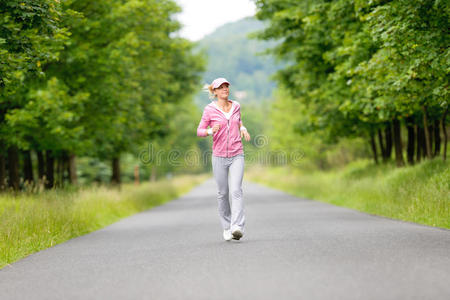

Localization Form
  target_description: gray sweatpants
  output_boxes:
[211,154,245,232]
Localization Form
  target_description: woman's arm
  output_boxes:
[197,109,211,137]
[197,107,217,137]
[239,121,251,141]
[239,121,247,132]
[237,106,250,141]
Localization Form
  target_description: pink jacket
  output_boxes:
[197,100,244,157]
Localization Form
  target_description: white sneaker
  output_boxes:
[231,229,243,240]
[223,229,232,241]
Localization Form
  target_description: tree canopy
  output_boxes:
[254,0,449,167]
[0,0,205,190]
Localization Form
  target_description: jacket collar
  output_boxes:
[209,99,237,115]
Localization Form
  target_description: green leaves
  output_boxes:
[5,77,89,151]
[254,0,448,145]
[1,0,204,175]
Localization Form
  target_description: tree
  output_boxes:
[0,0,68,189]
[254,0,449,166]
[1,0,204,189]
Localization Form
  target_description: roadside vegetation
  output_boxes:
[0,174,208,269]
[243,0,448,230]
[247,159,449,229]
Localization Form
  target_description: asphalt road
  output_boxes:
[1,178,449,300]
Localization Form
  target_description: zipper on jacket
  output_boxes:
[211,101,235,157]
[227,119,230,157]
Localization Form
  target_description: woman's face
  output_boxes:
[214,83,229,99]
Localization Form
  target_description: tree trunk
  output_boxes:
[56,155,63,188]
[45,150,54,189]
[415,125,422,162]
[420,126,428,161]
[57,152,68,187]
[385,122,393,160]
[428,124,434,157]
[422,105,432,158]
[68,153,78,185]
[150,166,157,182]
[406,122,415,165]
[377,129,386,162]
[62,153,68,186]
[23,150,34,185]
[111,157,121,185]
[7,146,20,190]
[37,150,45,182]
[434,119,441,157]
[0,151,5,191]
[393,119,404,167]
[443,107,448,161]
[369,131,379,164]
[134,165,140,185]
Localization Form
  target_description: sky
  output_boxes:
[175,0,256,41]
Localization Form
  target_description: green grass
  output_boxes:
[0,174,208,269]
[246,158,449,229]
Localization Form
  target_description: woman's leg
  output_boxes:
[229,154,245,232]
[212,155,231,230]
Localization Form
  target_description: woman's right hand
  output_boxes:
[212,124,220,134]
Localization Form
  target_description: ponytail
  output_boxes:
[205,84,217,100]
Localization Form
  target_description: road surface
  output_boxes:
[1,178,449,300]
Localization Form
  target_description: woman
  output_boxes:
[197,78,251,241]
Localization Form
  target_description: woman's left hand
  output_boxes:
[241,130,251,142]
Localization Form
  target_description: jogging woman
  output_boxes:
[197,78,251,241]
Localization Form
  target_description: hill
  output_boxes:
[194,17,279,107]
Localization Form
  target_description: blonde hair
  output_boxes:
[203,84,217,100]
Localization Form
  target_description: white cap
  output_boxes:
[211,78,230,89]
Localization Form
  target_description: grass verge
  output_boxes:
[0,174,208,269]
[246,158,449,229]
